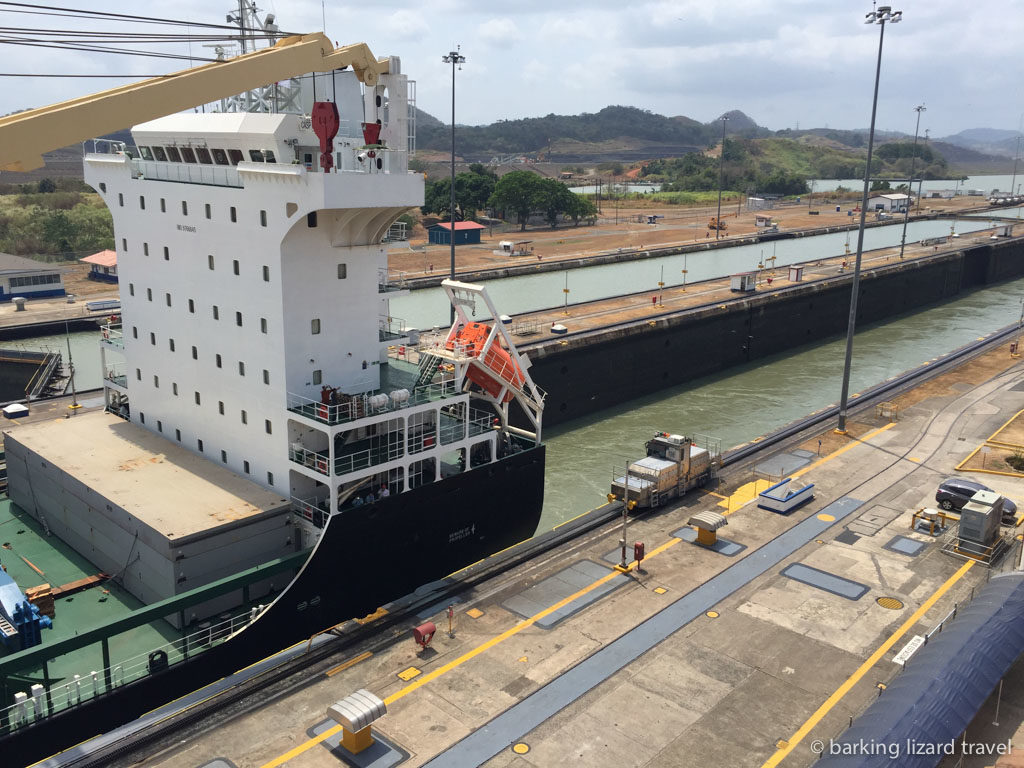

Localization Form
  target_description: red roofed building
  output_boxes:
[428,221,486,246]
[80,249,118,282]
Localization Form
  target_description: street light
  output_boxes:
[836,4,902,435]
[715,114,729,241]
[898,104,925,260]
[442,46,466,323]
[1011,135,1021,201]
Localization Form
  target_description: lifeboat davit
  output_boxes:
[446,322,525,403]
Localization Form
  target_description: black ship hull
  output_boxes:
[2,443,545,764]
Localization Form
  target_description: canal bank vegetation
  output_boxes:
[0,177,114,260]
[639,137,953,197]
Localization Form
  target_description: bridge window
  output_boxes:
[180,147,197,164]
[228,149,244,165]
[249,150,265,162]
[264,150,276,163]
[165,147,181,163]
[212,148,229,166]
[152,146,167,162]
[139,146,153,161]
[196,147,213,165]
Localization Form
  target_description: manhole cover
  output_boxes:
[876,596,904,610]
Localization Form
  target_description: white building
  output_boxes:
[0,253,65,302]
[867,193,911,212]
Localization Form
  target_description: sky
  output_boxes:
[1,0,1022,138]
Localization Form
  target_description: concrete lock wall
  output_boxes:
[528,238,1024,427]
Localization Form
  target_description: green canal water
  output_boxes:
[537,276,1024,530]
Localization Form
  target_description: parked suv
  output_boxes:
[936,477,1018,524]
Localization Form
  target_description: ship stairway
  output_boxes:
[413,352,443,389]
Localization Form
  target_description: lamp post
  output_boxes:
[715,114,729,240]
[837,4,902,435]
[898,104,925,260]
[1011,135,1021,201]
[442,46,465,323]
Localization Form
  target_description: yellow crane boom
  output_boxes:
[0,33,389,172]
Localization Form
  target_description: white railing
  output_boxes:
[287,379,461,426]
[379,315,408,340]
[132,159,242,187]
[291,494,330,525]
[103,362,128,388]
[100,322,123,348]
[335,439,405,475]
[0,610,257,733]
[289,446,329,476]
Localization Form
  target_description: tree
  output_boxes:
[536,177,574,227]
[421,166,497,220]
[37,178,56,194]
[565,194,597,226]
[870,180,891,192]
[489,170,545,231]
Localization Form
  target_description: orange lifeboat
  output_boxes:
[446,322,525,403]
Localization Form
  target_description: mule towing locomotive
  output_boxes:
[610,432,720,509]
[0,31,545,763]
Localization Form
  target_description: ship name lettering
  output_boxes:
[448,523,476,544]
[176,224,197,233]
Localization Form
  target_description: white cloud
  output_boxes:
[477,18,520,47]
[386,10,430,40]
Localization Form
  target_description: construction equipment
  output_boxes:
[708,217,728,231]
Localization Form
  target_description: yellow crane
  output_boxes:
[0,33,388,172]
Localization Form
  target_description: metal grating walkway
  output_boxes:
[422,497,864,767]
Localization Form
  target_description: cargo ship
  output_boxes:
[0,31,545,760]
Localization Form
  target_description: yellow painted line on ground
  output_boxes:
[703,490,728,500]
[986,407,1024,443]
[258,536,682,768]
[716,423,896,514]
[759,559,975,768]
[790,423,896,481]
[955,443,982,471]
[325,651,372,678]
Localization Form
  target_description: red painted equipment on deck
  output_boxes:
[362,121,382,146]
[634,542,645,564]
[413,621,436,649]
[311,101,340,171]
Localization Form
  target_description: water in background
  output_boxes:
[537,275,1024,528]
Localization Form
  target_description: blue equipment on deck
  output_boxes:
[0,566,52,650]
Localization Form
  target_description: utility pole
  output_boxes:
[442,47,466,324]
[898,104,925,260]
[715,114,729,240]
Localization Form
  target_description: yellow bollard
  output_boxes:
[340,725,374,754]
[696,526,718,547]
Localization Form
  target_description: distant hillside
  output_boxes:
[415,105,732,161]
[940,127,1019,157]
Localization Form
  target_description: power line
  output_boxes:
[0,2,291,33]
[0,72,172,77]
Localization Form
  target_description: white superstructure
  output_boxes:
[86,61,423,547]
[87,60,544,550]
